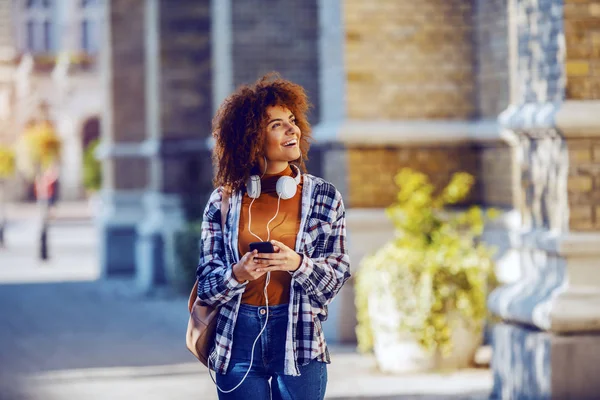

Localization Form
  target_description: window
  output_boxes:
[22,0,55,53]
[26,20,35,50]
[26,0,52,8]
[81,0,99,7]
[81,19,97,53]
[43,20,52,51]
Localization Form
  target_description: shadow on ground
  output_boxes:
[0,278,192,398]
[331,393,489,400]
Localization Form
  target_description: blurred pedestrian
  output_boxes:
[196,73,351,400]
[34,164,59,209]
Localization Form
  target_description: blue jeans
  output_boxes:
[215,303,327,400]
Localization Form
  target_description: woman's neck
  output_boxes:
[258,160,289,175]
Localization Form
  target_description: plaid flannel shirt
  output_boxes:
[196,173,351,376]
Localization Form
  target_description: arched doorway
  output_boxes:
[81,117,101,196]
[82,117,100,150]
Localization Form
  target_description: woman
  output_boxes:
[196,73,351,400]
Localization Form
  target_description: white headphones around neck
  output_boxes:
[246,163,301,200]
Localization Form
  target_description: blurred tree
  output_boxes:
[0,145,16,247]
[82,138,102,194]
[18,121,61,260]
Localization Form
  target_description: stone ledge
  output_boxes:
[520,230,600,257]
[499,100,600,138]
[499,102,559,131]
[490,230,600,333]
[95,138,210,159]
[551,288,600,332]
[313,119,513,146]
[555,101,600,138]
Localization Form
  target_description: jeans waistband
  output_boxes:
[238,303,289,319]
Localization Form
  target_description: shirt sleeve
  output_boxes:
[196,188,247,306]
[292,189,351,307]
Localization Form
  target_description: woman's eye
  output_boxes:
[290,119,296,125]
[272,123,281,129]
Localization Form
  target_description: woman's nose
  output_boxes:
[284,122,296,133]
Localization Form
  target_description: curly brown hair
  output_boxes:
[212,73,312,191]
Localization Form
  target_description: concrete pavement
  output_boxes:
[0,203,492,400]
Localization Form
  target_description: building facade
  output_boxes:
[0,0,105,201]
[98,0,599,398]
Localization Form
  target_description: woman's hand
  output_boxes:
[254,240,303,273]
[232,250,265,283]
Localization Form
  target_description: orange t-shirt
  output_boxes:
[238,165,303,306]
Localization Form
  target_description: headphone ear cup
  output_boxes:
[276,176,297,200]
[246,175,261,198]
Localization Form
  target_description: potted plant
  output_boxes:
[355,168,497,373]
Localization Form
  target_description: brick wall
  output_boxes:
[343,0,476,120]
[159,0,212,138]
[567,138,600,231]
[231,0,320,123]
[479,143,515,208]
[158,0,214,216]
[564,0,600,100]
[563,0,600,229]
[474,0,510,118]
[347,145,480,208]
[110,0,146,143]
[109,0,147,192]
[113,157,149,190]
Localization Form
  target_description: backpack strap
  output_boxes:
[220,188,230,230]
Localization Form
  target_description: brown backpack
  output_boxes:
[185,190,230,367]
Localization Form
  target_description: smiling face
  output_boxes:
[260,105,302,174]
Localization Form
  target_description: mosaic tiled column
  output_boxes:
[489,0,600,398]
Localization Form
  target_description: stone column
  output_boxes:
[101,0,213,292]
[135,0,213,292]
[99,0,149,278]
[489,0,600,398]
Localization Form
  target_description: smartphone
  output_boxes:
[249,241,275,254]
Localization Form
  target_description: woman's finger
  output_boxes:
[256,252,285,260]
[270,240,289,251]
[256,265,283,273]
[263,259,288,266]
[244,250,257,261]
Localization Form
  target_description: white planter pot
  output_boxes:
[369,287,482,373]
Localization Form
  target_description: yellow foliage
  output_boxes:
[0,145,16,179]
[356,168,497,357]
[20,121,61,172]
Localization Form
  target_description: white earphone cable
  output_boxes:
[247,196,263,243]
[208,272,271,393]
[209,158,287,393]
[265,195,282,243]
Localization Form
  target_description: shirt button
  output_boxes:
[259,308,266,315]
